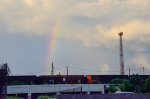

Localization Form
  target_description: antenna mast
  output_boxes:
[119,32,125,75]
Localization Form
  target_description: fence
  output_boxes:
[58,94,150,99]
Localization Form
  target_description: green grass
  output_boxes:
[7,96,24,99]
[37,95,57,99]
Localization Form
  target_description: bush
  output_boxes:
[37,96,51,99]
[7,96,23,99]
[109,85,118,93]
[144,77,150,93]
[111,78,123,84]
[120,80,134,92]
[37,96,57,99]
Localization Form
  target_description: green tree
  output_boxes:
[144,77,150,93]
[129,74,143,93]
[110,74,145,93]
[129,74,141,86]
[111,78,123,84]
[120,80,134,92]
[109,85,118,93]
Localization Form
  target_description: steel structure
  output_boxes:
[119,32,125,75]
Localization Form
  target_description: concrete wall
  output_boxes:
[7,84,104,94]
[7,84,104,99]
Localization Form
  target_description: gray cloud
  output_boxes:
[0,0,150,74]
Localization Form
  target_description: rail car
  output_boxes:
[6,75,150,85]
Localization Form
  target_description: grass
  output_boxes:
[37,95,57,99]
[7,96,24,99]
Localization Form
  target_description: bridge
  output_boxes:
[7,84,105,99]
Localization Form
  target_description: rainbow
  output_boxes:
[45,20,62,74]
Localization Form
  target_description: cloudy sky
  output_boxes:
[0,0,150,75]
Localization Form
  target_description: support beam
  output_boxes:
[28,93,31,99]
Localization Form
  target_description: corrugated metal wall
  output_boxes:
[58,94,150,99]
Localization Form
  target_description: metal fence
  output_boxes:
[58,94,150,99]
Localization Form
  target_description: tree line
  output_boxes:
[108,74,150,93]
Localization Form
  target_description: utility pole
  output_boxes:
[58,72,61,75]
[129,67,130,76]
[66,66,68,76]
[119,32,125,75]
[51,62,54,75]
[143,67,145,75]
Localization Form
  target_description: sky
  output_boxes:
[0,0,150,75]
